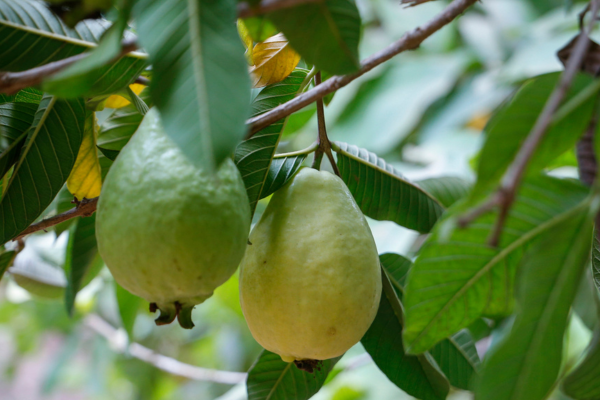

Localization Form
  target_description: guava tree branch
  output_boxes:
[459,0,600,246]
[14,197,98,240]
[246,0,479,136]
[86,313,372,384]
[312,71,341,176]
[85,314,247,384]
[0,39,138,95]
[237,0,321,19]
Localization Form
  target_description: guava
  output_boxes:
[239,168,381,365]
[96,109,251,329]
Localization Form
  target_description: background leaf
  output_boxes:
[234,69,308,216]
[267,0,361,74]
[246,350,339,400]
[333,141,444,233]
[361,269,450,400]
[0,95,85,245]
[97,87,151,160]
[43,0,146,98]
[250,33,300,88]
[403,175,589,354]
[593,229,600,291]
[0,0,146,98]
[380,253,480,390]
[472,73,597,199]
[134,0,250,172]
[417,177,472,208]
[261,155,307,199]
[116,281,141,340]
[561,329,600,400]
[67,111,102,200]
[242,16,278,43]
[475,202,593,400]
[64,214,100,316]
[0,102,38,178]
[0,249,16,280]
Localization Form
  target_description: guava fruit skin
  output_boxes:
[239,168,381,362]
[96,108,250,324]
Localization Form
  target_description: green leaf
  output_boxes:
[0,249,16,280]
[134,0,251,172]
[593,229,600,291]
[561,329,600,400]
[475,202,594,400]
[0,102,38,178]
[429,330,480,390]
[267,0,360,75]
[97,87,151,160]
[64,214,99,315]
[417,177,472,208]
[380,253,412,295]
[261,155,307,199]
[361,269,450,400]
[0,95,85,245]
[0,0,146,98]
[116,281,141,340]
[242,16,278,42]
[380,253,480,390]
[332,142,444,233]
[235,69,308,215]
[403,175,590,354]
[44,1,146,98]
[0,88,42,105]
[472,73,598,199]
[246,350,339,400]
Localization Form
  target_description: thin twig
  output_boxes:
[462,0,600,247]
[314,72,341,177]
[245,0,478,137]
[85,314,247,384]
[14,197,98,240]
[0,40,138,95]
[237,0,321,19]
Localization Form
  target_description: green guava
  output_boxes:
[239,168,381,364]
[96,109,251,329]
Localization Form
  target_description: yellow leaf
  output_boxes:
[105,83,145,109]
[67,111,102,200]
[250,33,301,88]
[237,19,254,65]
[466,111,491,131]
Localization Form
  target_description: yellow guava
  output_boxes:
[96,109,251,329]
[239,168,381,363]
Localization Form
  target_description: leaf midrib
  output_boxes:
[266,361,292,400]
[0,20,147,60]
[511,212,589,400]
[186,0,214,169]
[406,198,591,353]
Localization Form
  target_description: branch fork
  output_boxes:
[459,0,600,246]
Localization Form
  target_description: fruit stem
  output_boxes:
[313,72,341,177]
